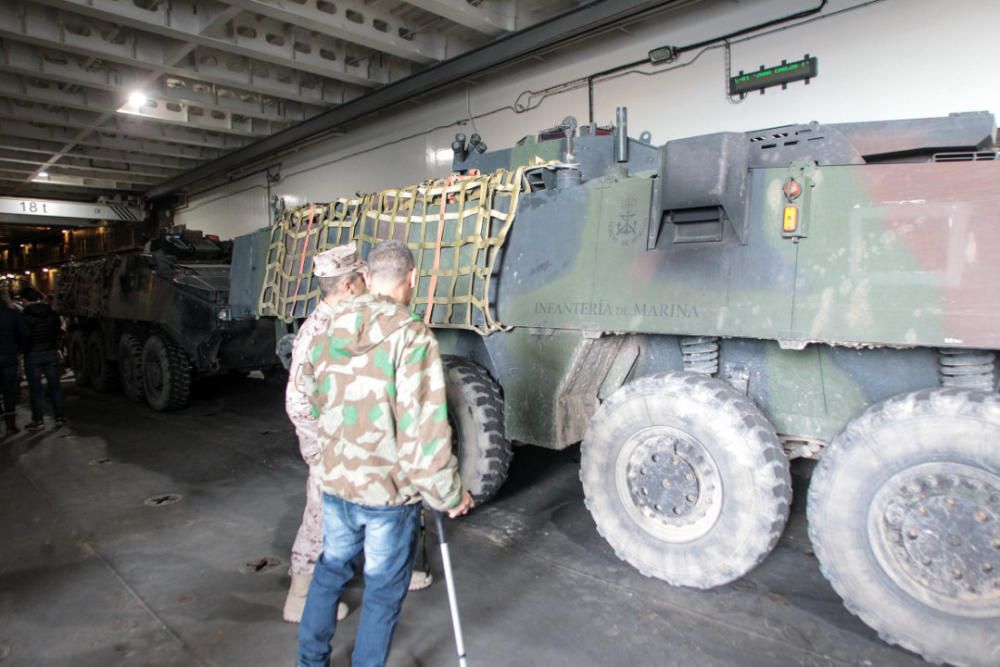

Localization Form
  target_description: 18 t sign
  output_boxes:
[18,200,49,214]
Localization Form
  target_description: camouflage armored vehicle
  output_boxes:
[57,228,279,410]
[251,110,999,666]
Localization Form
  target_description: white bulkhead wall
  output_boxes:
[174,0,999,239]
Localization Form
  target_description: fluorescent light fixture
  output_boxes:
[129,91,147,107]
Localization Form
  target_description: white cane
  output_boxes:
[431,509,468,667]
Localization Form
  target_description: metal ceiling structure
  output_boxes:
[0,0,586,202]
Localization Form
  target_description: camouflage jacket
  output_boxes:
[286,300,333,466]
[298,293,462,510]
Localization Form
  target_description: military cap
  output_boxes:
[313,244,364,278]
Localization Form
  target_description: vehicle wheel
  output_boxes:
[581,371,791,588]
[808,389,1000,667]
[142,334,191,411]
[118,333,145,403]
[69,332,90,387]
[443,357,512,504]
[86,331,117,392]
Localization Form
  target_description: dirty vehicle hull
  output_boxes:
[57,232,278,410]
[447,112,999,667]
[251,111,1000,666]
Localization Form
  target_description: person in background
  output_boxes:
[284,244,368,623]
[0,287,26,435]
[297,240,473,667]
[20,288,65,430]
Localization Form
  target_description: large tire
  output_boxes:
[581,371,791,589]
[69,331,89,387]
[443,357,512,504]
[86,331,117,393]
[118,333,145,404]
[141,334,191,411]
[808,389,1000,667]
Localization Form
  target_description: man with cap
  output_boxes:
[297,240,473,667]
[284,243,367,622]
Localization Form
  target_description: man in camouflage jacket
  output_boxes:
[297,240,473,667]
[284,244,366,623]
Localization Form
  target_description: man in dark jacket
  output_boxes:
[0,288,26,435]
[21,288,65,430]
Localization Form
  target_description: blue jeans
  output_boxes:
[298,494,420,667]
[25,351,64,422]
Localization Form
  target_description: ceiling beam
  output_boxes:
[30,0,408,88]
[219,0,452,64]
[0,169,133,188]
[0,100,252,150]
[0,72,281,137]
[403,0,514,36]
[9,170,153,189]
[0,179,128,198]
[0,148,183,180]
[147,0,685,198]
[3,172,156,191]
[0,2,356,106]
[0,40,324,124]
[0,157,166,183]
[0,135,204,170]
[0,120,228,161]
[177,47,362,108]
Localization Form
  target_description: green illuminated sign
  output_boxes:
[729,56,818,96]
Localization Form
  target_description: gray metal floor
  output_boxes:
[0,376,929,666]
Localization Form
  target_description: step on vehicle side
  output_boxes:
[57,228,280,411]
[249,110,1000,667]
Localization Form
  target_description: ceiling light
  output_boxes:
[37,171,48,178]
[129,91,147,107]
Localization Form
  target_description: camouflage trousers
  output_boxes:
[289,466,324,577]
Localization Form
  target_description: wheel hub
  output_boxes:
[626,437,702,519]
[871,462,1000,617]
[616,427,723,542]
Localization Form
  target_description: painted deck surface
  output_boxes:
[0,377,928,666]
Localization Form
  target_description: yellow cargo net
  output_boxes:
[258,166,534,334]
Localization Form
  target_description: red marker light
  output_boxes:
[783,206,799,233]
[783,178,802,199]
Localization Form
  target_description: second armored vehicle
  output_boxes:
[57,228,279,410]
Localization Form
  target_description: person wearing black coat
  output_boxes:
[20,288,65,430]
[0,289,27,435]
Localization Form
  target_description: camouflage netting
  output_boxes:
[259,166,534,334]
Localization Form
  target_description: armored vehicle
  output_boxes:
[57,228,279,410]
[253,110,999,666]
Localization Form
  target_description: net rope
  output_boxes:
[258,165,537,334]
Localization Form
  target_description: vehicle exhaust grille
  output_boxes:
[932,151,1000,162]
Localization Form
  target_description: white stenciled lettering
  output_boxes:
[534,302,701,318]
